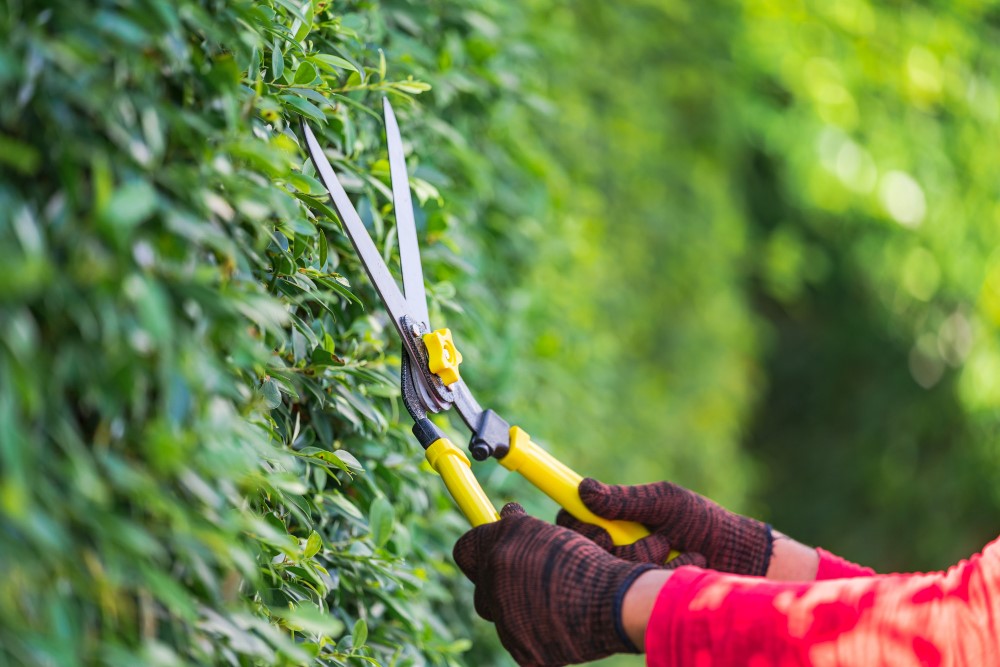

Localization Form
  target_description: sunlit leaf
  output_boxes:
[271,603,345,638]
[352,617,368,647]
[303,530,322,558]
[310,53,360,76]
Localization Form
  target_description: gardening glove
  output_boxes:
[454,502,666,667]
[557,478,773,576]
[552,510,708,569]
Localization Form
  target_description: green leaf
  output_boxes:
[294,193,342,228]
[139,565,198,621]
[310,346,340,368]
[102,180,158,232]
[310,53,360,76]
[271,603,345,638]
[292,0,314,42]
[247,45,260,80]
[352,618,368,647]
[272,0,310,25]
[262,378,282,409]
[129,276,172,343]
[318,231,328,268]
[390,80,432,94]
[0,135,41,175]
[94,10,149,44]
[279,95,326,124]
[325,492,364,521]
[315,274,362,306]
[303,530,322,558]
[331,449,362,471]
[285,86,332,108]
[291,231,309,259]
[271,40,284,81]
[297,268,362,306]
[287,171,325,194]
[293,62,319,85]
[369,496,394,548]
[441,639,473,654]
[300,448,359,475]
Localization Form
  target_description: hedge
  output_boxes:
[0,0,542,664]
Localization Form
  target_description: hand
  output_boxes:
[557,478,773,576]
[552,509,707,569]
[453,503,667,667]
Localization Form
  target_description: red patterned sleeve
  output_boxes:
[646,536,1000,667]
[815,547,876,579]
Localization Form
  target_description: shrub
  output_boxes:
[0,0,542,664]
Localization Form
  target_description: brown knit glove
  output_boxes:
[557,478,773,576]
[553,510,708,569]
[453,503,662,667]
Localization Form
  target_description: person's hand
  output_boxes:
[551,508,708,569]
[557,478,773,576]
[453,503,671,667]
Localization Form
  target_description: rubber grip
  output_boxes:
[496,426,653,545]
[426,437,500,526]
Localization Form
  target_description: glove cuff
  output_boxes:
[611,563,657,653]
[759,523,775,576]
[714,515,773,576]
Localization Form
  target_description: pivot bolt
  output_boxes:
[422,328,463,386]
[470,443,492,461]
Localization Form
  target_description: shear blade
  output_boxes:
[300,118,486,426]
[301,122,419,361]
[383,98,431,332]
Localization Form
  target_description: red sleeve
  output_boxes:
[646,536,1000,667]
[815,547,876,579]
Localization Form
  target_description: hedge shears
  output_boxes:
[301,99,654,547]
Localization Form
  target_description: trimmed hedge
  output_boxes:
[0,0,541,664]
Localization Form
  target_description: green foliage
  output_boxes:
[0,0,538,664]
[5,0,1000,665]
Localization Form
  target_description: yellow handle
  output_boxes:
[497,426,648,545]
[499,427,680,563]
[426,428,679,562]
[426,437,500,526]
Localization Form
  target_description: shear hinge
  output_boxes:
[469,409,510,461]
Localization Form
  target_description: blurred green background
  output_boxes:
[496,3,1000,665]
[498,0,1000,577]
[2,0,999,665]
[475,1,1000,663]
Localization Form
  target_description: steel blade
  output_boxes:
[383,98,431,331]
[301,122,421,361]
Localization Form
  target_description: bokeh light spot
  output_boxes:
[880,171,926,227]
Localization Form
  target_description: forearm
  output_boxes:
[622,570,674,650]
[765,530,819,580]
[767,530,874,581]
